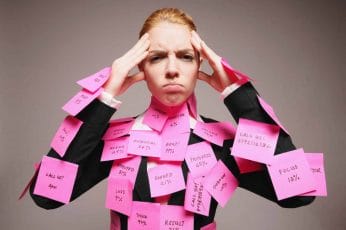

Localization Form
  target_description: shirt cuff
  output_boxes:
[221,82,242,99]
[98,90,122,109]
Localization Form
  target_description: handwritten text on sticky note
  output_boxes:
[101,136,129,161]
[105,177,133,216]
[160,205,194,230]
[127,130,161,157]
[128,201,160,230]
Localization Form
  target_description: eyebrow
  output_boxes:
[148,49,195,54]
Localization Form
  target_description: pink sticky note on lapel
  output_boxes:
[233,156,263,174]
[110,211,121,230]
[128,201,160,230]
[103,120,134,140]
[231,118,280,164]
[160,205,194,230]
[162,104,190,134]
[147,163,185,197]
[127,130,161,157]
[109,156,141,185]
[105,177,133,216]
[101,136,129,161]
[301,153,327,196]
[50,116,83,157]
[185,141,218,177]
[193,121,236,146]
[267,148,316,200]
[204,160,238,207]
[257,95,289,134]
[160,132,190,161]
[201,222,217,230]
[143,106,169,132]
[77,67,111,93]
[19,162,41,200]
[33,156,78,204]
[184,173,211,216]
[62,87,103,116]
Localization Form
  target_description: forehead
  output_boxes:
[148,22,192,51]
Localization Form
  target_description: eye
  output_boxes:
[149,55,164,63]
[180,54,194,62]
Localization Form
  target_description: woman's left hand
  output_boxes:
[191,31,235,92]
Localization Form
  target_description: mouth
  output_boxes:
[162,83,184,92]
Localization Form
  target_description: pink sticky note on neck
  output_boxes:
[128,201,160,230]
[105,177,133,216]
[231,118,280,164]
[193,121,236,146]
[127,130,161,157]
[109,156,141,185]
[103,120,134,140]
[160,132,190,161]
[33,156,78,204]
[110,211,121,230]
[143,106,169,132]
[101,136,130,161]
[77,67,111,93]
[160,205,194,230]
[162,104,190,135]
[201,222,217,230]
[50,116,83,157]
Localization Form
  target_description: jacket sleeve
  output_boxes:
[223,82,315,208]
[29,99,116,209]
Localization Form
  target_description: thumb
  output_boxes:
[197,71,211,84]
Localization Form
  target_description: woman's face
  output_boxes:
[143,22,200,107]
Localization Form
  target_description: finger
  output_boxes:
[123,33,149,58]
[191,31,202,51]
[197,71,212,83]
[118,71,145,95]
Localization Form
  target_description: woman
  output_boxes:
[28,8,315,230]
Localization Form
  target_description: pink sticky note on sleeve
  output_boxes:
[193,121,236,146]
[128,201,160,230]
[267,148,316,200]
[127,130,161,157]
[233,156,263,174]
[103,120,134,140]
[62,87,103,116]
[160,132,189,161]
[143,106,169,132]
[77,67,111,93]
[110,211,121,230]
[204,160,238,207]
[18,162,41,200]
[221,58,251,85]
[33,156,78,204]
[101,136,129,161]
[231,118,280,164]
[160,205,194,230]
[105,177,133,216]
[201,222,217,230]
[109,156,141,185]
[50,116,83,157]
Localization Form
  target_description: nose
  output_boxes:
[165,55,179,79]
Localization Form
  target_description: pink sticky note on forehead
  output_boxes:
[185,141,218,177]
[160,133,189,161]
[127,130,161,157]
[110,211,121,230]
[301,153,327,196]
[50,116,83,157]
[101,136,130,161]
[33,156,78,204]
[128,201,160,230]
[160,205,194,230]
[231,118,280,164]
[143,106,169,132]
[103,120,134,140]
[162,104,190,134]
[109,156,141,185]
[147,163,185,197]
[105,177,133,216]
[62,87,103,116]
[77,67,111,93]
[257,95,289,134]
[233,156,263,174]
[204,160,238,207]
[201,222,217,230]
[184,173,211,216]
[193,121,236,146]
[267,148,316,200]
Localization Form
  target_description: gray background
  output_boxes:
[1,0,345,229]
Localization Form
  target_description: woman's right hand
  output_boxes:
[103,33,150,96]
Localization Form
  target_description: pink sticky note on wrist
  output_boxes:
[109,156,141,185]
[62,87,103,116]
[160,132,190,161]
[77,67,111,93]
[110,211,121,230]
[101,136,130,161]
[185,141,218,177]
[103,120,134,140]
[50,116,83,158]
[184,173,211,216]
[33,156,78,204]
[267,148,316,200]
[143,106,169,132]
[128,201,160,230]
[105,177,133,216]
[127,130,161,157]
[147,163,185,197]
[161,104,190,135]
[233,156,263,174]
[231,118,280,164]
[204,160,238,207]
[193,121,236,146]
[201,222,217,230]
[160,205,194,230]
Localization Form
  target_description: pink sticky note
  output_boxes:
[267,148,316,200]
[185,141,218,177]
[109,117,134,124]
[143,106,169,132]
[231,118,280,164]
[127,130,161,157]
[50,116,83,157]
[221,58,252,85]
[160,133,190,161]
[33,156,78,204]
[201,222,217,230]
[110,211,121,230]
[19,162,41,200]
[62,87,103,116]
[301,153,327,196]
[257,95,289,134]
[204,160,238,207]
[105,177,133,216]
[233,156,263,174]
[147,163,185,197]
[160,205,194,230]
[77,67,111,93]
[184,173,211,216]
[103,120,135,140]
[101,136,130,161]
[109,156,141,185]
[193,121,236,146]
[162,104,190,135]
[128,201,160,230]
